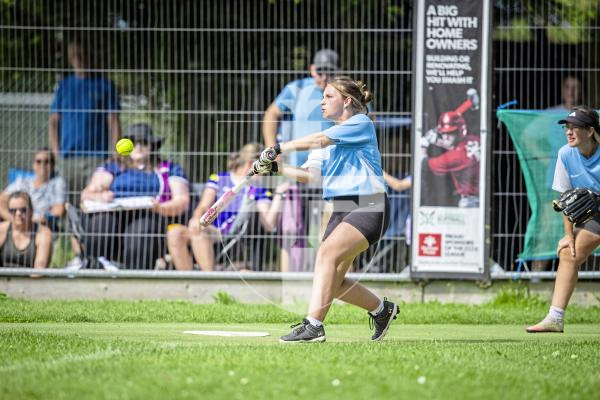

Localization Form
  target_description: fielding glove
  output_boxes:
[552,188,600,225]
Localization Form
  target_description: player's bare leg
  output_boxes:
[280,223,369,343]
[307,222,370,322]
[282,221,398,342]
[167,225,194,271]
[334,268,400,341]
[552,229,600,309]
[527,228,600,332]
[335,276,380,311]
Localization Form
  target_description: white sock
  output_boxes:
[306,316,323,327]
[548,306,565,321]
[369,299,385,316]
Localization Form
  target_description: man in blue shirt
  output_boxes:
[262,49,339,166]
[49,40,121,201]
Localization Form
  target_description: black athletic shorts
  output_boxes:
[579,213,600,236]
[322,193,390,245]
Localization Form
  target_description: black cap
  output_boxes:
[558,109,600,131]
[125,123,163,148]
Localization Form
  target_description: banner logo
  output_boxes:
[418,233,442,257]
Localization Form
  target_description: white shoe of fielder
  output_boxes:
[526,315,564,333]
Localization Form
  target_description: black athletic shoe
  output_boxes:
[369,298,399,341]
[280,319,326,343]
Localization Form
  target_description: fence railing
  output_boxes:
[2,1,600,274]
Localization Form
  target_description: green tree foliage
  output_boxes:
[494,0,599,43]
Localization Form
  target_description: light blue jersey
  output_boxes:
[275,77,334,166]
[553,144,600,193]
[321,114,386,200]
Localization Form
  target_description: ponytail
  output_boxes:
[329,76,374,114]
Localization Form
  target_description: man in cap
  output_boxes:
[263,48,339,167]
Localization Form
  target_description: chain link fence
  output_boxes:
[1,0,599,274]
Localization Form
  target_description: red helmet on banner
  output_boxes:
[437,111,467,136]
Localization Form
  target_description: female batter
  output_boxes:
[259,76,398,342]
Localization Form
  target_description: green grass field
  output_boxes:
[1,293,599,400]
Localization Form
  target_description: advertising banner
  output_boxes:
[411,0,491,278]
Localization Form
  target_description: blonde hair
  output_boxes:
[228,143,261,171]
[328,76,374,114]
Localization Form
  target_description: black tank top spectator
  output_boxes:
[0,191,52,269]
[0,224,38,267]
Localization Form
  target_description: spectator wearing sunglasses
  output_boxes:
[0,191,52,268]
[76,123,190,269]
[0,148,66,230]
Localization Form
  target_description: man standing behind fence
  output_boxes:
[49,40,121,203]
[262,49,339,272]
[263,49,338,166]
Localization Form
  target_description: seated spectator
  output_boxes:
[167,143,285,271]
[382,172,412,271]
[0,148,66,231]
[77,123,189,269]
[277,147,328,272]
[0,191,52,268]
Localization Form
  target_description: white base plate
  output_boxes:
[183,330,270,337]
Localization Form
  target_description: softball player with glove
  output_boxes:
[527,106,600,333]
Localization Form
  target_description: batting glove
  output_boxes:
[252,160,272,175]
[259,143,282,164]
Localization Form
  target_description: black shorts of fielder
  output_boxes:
[322,193,390,245]
[578,213,600,236]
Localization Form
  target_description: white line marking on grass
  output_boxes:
[183,331,270,337]
[0,349,124,373]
